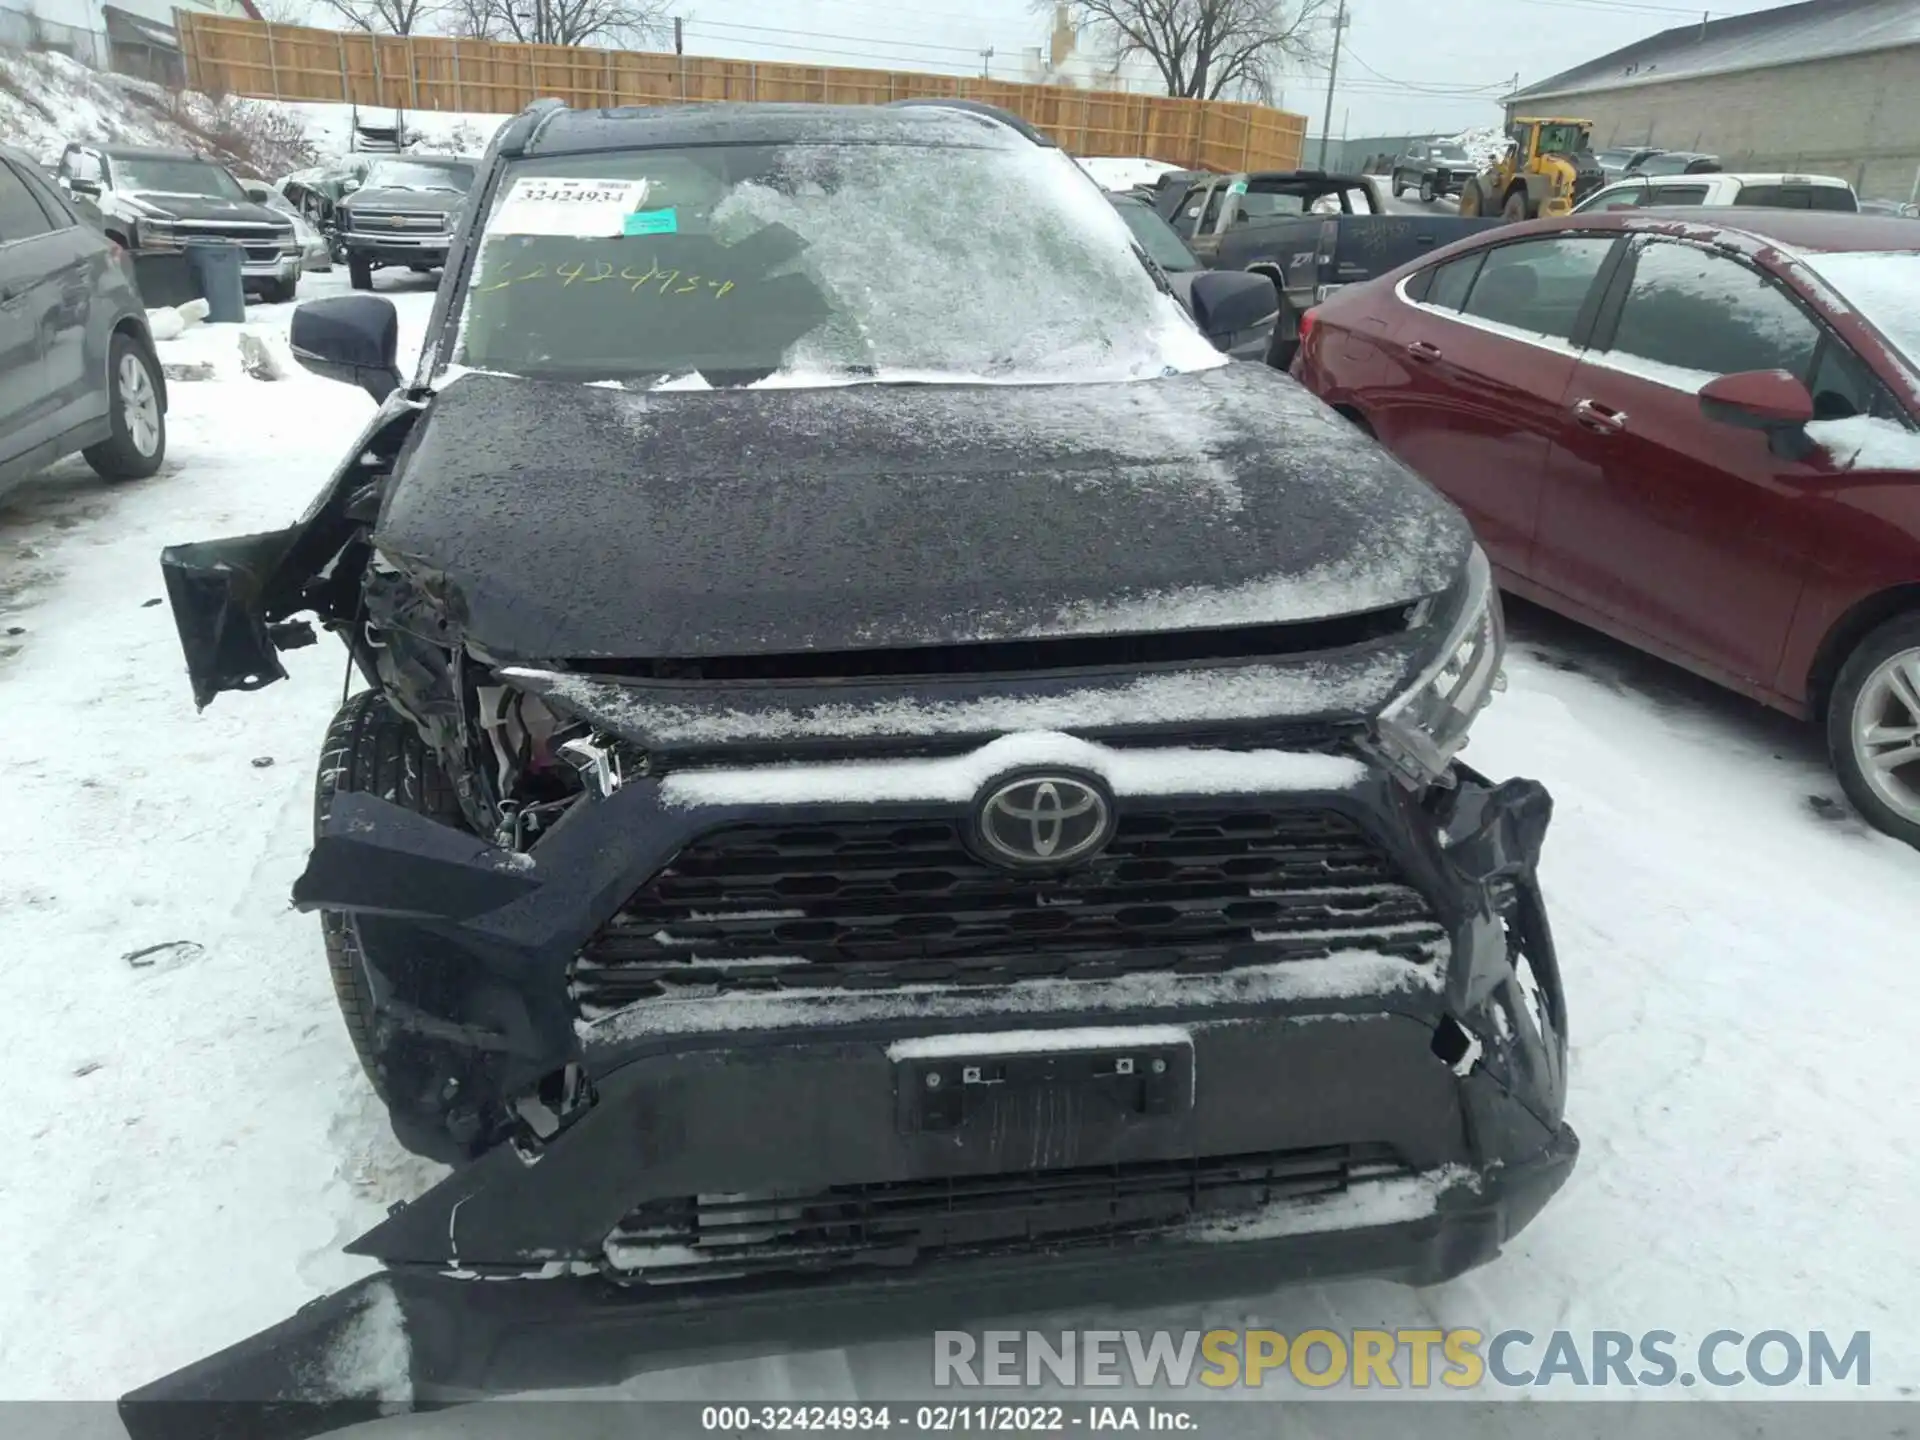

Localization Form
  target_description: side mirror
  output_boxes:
[1700,369,1817,459]
[1700,369,1815,428]
[1186,269,1279,348]
[70,177,101,198]
[290,295,402,403]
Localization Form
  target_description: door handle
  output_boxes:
[1572,397,1627,433]
[1406,340,1442,363]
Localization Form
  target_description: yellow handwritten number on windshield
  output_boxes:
[477,254,735,299]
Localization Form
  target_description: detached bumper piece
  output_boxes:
[120,1129,1575,1440]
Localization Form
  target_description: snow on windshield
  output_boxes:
[450,141,1223,388]
[1798,250,1920,370]
[364,159,473,192]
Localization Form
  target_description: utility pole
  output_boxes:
[1317,0,1348,171]
[673,15,683,54]
[981,45,994,78]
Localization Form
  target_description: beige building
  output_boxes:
[1506,0,1920,204]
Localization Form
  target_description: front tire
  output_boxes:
[1828,613,1920,849]
[82,332,165,481]
[315,691,490,1160]
[1502,189,1531,222]
[260,275,297,304]
[348,254,373,290]
[1419,177,1436,203]
[1390,172,1405,198]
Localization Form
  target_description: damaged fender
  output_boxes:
[160,401,423,709]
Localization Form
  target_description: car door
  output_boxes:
[10,161,101,435]
[0,158,61,462]
[1186,182,1237,264]
[1576,178,1651,214]
[1170,180,1214,241]
[1532,236,1828,686]
[1361,233,1622,577]
[1646,181,1710,207]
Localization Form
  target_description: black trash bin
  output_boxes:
[131,252,196,309]
[184,238,247,323]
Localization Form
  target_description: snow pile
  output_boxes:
[1438,126,1508,171]
[275,101,509,161]
[307,1279,411,1404]
[583,953,1444,1042]
[1185,1165,1476,1243]
[516,655,1404,747]
[0,45,313,176]
[697,142,1223,385]
[655,731,1367,809]
[885,1026,1192,1061]
[1808,415,1920,471]
[1799,250,1920,370]
[1075,156,1181,192]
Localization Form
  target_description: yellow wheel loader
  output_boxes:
[1459,117,1606,222]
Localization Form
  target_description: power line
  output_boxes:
[684,17,1028,61]
[1340,48,1514,95]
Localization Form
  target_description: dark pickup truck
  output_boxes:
[1161,170,1504,365]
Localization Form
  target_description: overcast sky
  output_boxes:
[661,0,1793,138]
[294,0,1793,140]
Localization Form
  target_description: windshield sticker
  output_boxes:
[492,177,650,237]
[622,207,678,236]
[1227,180,1249,195]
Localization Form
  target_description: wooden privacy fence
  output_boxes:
[172,12,1308,173]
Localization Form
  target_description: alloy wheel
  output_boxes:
[120,352,160,458]
[1851,645,1920,824]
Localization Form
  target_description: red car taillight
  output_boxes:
[1298,307,1317,347]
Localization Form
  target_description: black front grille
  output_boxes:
[602,1144,1410,1285]
[352,210,445,232]
[571,809,1445,1015]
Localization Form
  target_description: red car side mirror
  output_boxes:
[1699,369,1816,430]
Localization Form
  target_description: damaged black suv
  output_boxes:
[148,99,1574,1413]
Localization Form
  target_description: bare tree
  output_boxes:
[312,0,433,34]
[251,0,317,23]
[452,0,672,47]
[1048,0,1334,103]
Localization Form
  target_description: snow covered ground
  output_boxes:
[2,269,1919,1421]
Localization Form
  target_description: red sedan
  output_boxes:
[1293,210,1920,846]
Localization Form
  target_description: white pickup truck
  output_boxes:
[1573,170,1858,214]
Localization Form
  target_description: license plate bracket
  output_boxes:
[890,1027,1194,1134]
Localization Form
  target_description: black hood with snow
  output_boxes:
[374,363,1473,661]
[340,184,468,218]
[105,189,288,229]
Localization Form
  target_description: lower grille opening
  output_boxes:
[572,809,1447,1016]
[603,1144,1411,1287]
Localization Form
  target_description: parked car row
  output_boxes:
[1594,145,1721,179]
[0,142,167,499]
[1291,206,1920,847]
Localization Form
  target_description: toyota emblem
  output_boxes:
[973,773,1115,869]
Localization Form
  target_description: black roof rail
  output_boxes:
[498,97,569,156]
[886,98,1057,147]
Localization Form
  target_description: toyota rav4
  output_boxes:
[135,98,1575,1429]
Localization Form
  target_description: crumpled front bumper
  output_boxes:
[120,1125,1575,1440]
[120,759,1571,1437]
